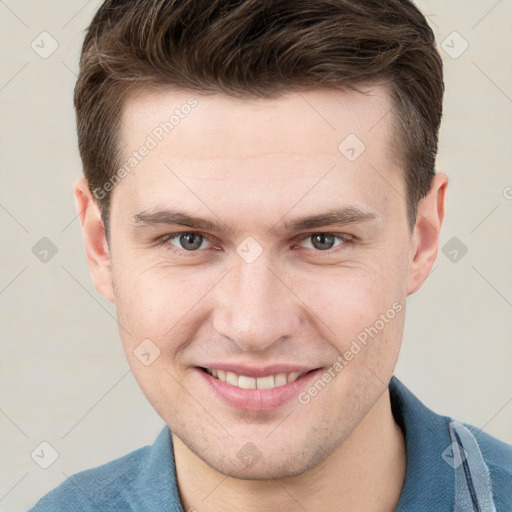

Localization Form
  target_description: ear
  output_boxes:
[73,178,115,302]
[406,173,448,295]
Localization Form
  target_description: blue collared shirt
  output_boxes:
[29,376,512,511]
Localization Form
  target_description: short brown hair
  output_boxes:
[75,0,443,233]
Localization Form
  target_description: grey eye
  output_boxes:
[310,234,336,250]
[169,233,210,251]
[299,234,346,251]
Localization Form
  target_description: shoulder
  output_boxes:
[464,422,512,472]
[28,445,151,511]
[28,425,181,511]
[389,376,512,511]
[463,422,512,509]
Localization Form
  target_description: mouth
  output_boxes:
[197,365,322,411]
[200,367,307,390]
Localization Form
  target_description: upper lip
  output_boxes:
[198,363,319,378]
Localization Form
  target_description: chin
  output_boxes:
[208,456,312,481]
[196,438,334,482]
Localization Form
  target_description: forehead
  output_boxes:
[121,85,395,159]
[113,86,404,226]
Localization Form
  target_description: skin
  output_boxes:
[75,86,447,511]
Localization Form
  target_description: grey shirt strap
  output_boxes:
[449,420,496,512]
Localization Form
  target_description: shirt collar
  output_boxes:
[390,375,455,510]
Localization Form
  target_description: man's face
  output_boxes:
[106,86,414,478]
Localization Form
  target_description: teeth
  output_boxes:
[275,373,287,386]
[238,376,256,389]
[205,368,305,389]
[287,371,302,383]
[256,375,274,389]
[226,371,238,386]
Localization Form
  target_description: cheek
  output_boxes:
[286,254,408,381]
[299,262,405,336]
[111,260,205,416]
[115,257,191,315]
[112,259,221,349]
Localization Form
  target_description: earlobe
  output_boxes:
[406,173,448,295]
[73,178,115,302]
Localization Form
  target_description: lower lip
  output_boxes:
[196,368,322,411]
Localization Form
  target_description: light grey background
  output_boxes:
[0,1,511,510]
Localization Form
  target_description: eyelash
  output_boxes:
[156,231,353,257]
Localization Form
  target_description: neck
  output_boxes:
[173,388,406,512]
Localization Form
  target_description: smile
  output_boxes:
[203,368,306,390]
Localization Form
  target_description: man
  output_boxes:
[30,0,511,510]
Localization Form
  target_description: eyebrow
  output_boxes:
[132,207,377,235]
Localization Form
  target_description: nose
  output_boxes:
[212,255,301,352]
